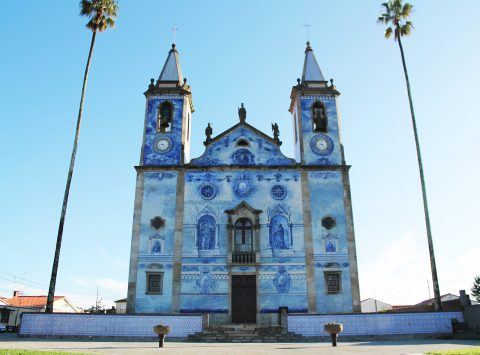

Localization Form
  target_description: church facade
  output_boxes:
[127,42,361,325]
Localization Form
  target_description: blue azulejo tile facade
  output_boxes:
[287,312,464,336]
[127,42,361,325]
[19,313,203,338]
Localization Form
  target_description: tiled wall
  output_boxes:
[299,95,342,166]
[19,313,202,338]
[287,312,464,336]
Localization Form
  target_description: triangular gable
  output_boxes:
[206,122,278,147]
[189,124,295,167]
[225,201,262,215]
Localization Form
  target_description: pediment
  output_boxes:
[225,201,262,215]
[189,123,295,167]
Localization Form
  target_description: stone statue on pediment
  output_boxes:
[238,103,246,123]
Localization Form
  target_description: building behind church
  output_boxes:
[127,42,361,325]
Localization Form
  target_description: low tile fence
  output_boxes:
[287,311,463,337]
[19,313,203,338]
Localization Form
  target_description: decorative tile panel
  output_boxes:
[20,313,202,338]
[287,312,464,336]
[190,126,295,166]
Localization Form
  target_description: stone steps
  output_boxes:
[187,324,305,343]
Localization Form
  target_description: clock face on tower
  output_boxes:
[310,134,334,156]
[153,136,172,153]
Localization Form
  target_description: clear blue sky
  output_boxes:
[1,0,479,308]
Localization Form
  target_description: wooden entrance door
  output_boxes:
[231,275,256,323]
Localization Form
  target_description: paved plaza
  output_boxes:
[0,334,478,354]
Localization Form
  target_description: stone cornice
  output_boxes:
[289,82,340,112]
[134,164,351,172]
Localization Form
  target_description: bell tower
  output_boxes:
[289,42,343,166]
[141,44,194,166]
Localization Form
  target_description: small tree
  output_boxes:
[472,276,480,302]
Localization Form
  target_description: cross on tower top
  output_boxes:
[171,27,178,44]
[303,22,311,41]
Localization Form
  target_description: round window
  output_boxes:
[271,185,287,200]
[199,184,216,200]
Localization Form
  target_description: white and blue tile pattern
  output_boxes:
[287,312,464,336]
[20,313,202,338]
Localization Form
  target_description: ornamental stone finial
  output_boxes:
[148,78,155,91]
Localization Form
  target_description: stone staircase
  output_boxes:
[187,324,305,343]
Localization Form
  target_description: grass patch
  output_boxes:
[426,348,480,355]
[0,350,91,355]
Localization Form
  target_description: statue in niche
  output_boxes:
[273,266,291,294]
[269,214,291,250]
[197,214,216,250]
[238,103,247,123]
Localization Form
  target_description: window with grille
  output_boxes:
[146,272,163,294]
[325,272,341,294]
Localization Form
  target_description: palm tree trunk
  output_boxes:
[46,30,97,313]
[397,31,442,311]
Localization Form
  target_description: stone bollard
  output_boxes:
[324,323,343,347]
[153,325,170,348]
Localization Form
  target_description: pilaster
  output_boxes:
[342,167,361,312]
[171,171,185,312]
[300,171,316,312]
[126,172,145,313]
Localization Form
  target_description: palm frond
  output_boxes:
[377,13,392,24]
[80,0,118,32]
[380,2,391,15]
[401,3,413,18]
[79,0,94,16]
[400,23,412,36]
[377,0,413,39]
[385,27,393,39]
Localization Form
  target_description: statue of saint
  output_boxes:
[271,122,281,144]
[204,123,213,145]
[238,103,247,123]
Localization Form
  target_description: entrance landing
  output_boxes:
[187,324,303,343]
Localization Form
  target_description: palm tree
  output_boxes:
[46,0,118,313]
[378,0,442,311]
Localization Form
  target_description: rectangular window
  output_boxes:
[1,309,10,323]
[146,272,163,294]
[325,272,341,294]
